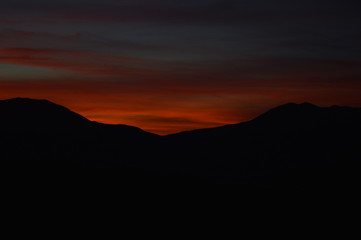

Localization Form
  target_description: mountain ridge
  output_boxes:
[0,97,156,138]
[166,102,361,137]
[1,97,359,187]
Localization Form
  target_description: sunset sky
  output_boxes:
[1,0,360,134]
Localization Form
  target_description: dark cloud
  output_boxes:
[1,0,359,25]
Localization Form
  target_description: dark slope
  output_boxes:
[167,102,360,139]
[0,97,90,133]
[0,97,156,136]
[162,103,360,186]
[0,98,158,169]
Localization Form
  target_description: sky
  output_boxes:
[0,0,360,134]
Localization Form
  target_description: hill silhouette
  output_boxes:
[1,98,359,188]
[164,102,360,187]
[0,97,156,137]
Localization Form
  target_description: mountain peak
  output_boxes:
[0,98,157,138]
[0,97,90,129]
[1,97,66,108]
[300,102,319,107]
[274,102,319,110]
[252,102,322,124]
[4,97,50,102]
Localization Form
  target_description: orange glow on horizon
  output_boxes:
[1,80,360,135]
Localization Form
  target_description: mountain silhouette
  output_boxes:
[0,97,88,122]
[163,102,360,186]
[0,97,156,137]
[1,98,359,188]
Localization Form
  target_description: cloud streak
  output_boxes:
[1,0,360,133]
[0,47,161,78]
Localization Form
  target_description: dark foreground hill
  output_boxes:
[1,98,359,188]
